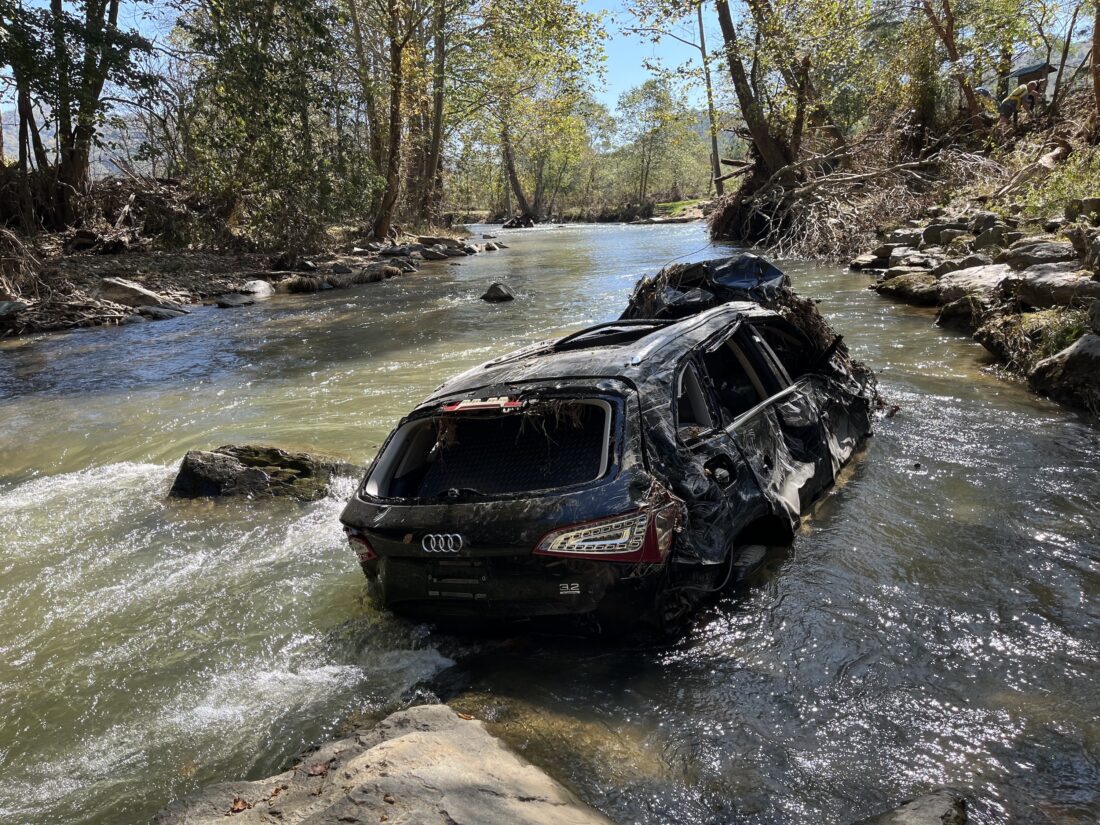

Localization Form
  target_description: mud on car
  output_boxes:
[339,254,877,630]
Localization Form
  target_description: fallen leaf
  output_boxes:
[229,796,251,814]
[456,713,474,720]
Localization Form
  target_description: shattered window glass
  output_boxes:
[379,401,613,499]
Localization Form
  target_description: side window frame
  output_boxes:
[698,332,771,428]
[674,359,717,443]
[735,326,790,396]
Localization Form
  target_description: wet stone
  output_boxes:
[168,444,358,501]
[481,282,515,302]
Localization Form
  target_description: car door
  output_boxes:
[669,359,765,563]
[736,323,834,509]
[695,328,804,530]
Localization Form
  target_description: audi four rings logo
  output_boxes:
[421,533,465,553]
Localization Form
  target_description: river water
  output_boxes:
[0,224,1097,824]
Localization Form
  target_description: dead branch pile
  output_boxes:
[0,228,41,302]
[708,114,1011,260]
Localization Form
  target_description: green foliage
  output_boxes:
[172,0,379,249]
[1021,144,1100,218]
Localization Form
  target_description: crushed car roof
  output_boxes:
[425,301,782,402]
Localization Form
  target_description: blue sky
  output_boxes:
[588,0,710,107]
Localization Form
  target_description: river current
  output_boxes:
[0,224,1097,824]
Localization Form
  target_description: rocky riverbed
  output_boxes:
[852,202,1100,414]
[0,233,507,338]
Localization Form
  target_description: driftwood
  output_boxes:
[993,139,1071,198]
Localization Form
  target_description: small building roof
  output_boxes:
[1009,61,1056,79]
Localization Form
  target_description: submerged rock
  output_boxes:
[852,788,966,825]
[482,282,516,302]
[168,444,356,501]
[215,294,256,308]
[154,704,613,825]
[873,270,940,305]
[136,305,188,320]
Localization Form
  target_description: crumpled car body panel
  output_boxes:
[339,254,877,627]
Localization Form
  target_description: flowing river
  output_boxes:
[1,224,1097,824]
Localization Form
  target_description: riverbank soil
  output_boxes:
[0,207,498,338]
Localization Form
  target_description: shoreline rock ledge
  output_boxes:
[154,704,614,825]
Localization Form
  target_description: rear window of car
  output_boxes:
[364,399,614,500]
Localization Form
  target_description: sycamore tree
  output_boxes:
[0,0,153,226]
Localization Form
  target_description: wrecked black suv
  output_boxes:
[340,254,876,628]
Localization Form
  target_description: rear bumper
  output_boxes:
[374,555,666,621]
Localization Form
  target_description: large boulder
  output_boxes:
[972,224,1007,250]
[937,263,1012,303]
[154,705,613,825]
[1028,334,1100,411]
[873,270,940,305]
[1007,262,1100,308]
[481,282,516,302]
[0,300,28,322]
[889,247,936,269]
[421,246,449,261]
[968,211,1001,234]
[417,235,462,248]
[852,789,966,825]
[97,277,181,309]
[168,444,356,501]
[1003,241,1079,270]
[885,227,923,246]
[239,279,275,297]
[936,295,993,332]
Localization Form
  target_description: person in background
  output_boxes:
[1000,80,1038,126]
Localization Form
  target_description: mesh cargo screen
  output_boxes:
[414,404,607,497]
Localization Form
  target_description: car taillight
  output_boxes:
[534,503,680,563]
[344,526,377,562]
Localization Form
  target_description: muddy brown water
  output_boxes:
[1,224,1097,824]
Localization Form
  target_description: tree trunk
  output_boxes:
[418,0,447,223]
[1094,1,1100,118]
[500,123,531,215]
[1050,3,1081,115]
[346,0,384,172]
[532,155,546,218]
[714,0,790,175]
[698,2,723,196]
[372,2,404,240]
[920,0,980,119]
[17,86,50,172]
